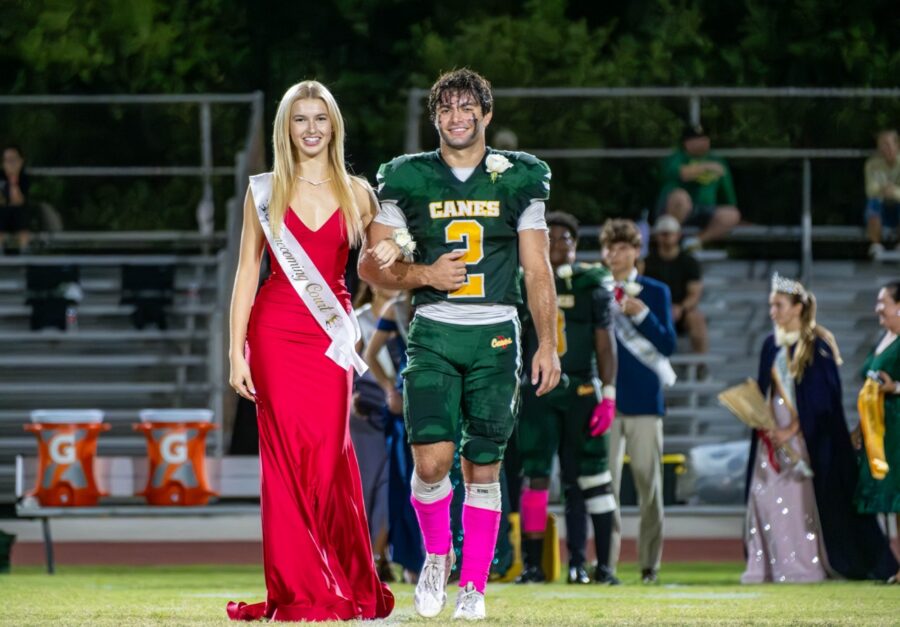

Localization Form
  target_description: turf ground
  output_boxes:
[0,563,897,625]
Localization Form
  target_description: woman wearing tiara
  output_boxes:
[227,81,400,620]
[742,274,897,583]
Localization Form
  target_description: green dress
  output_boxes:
[855,335,900,513]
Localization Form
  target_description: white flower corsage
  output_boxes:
[623,281,643,297]
[485,153,513,182]
[392,228,417,259]
[556,263,573,289]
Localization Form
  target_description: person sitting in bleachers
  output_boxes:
[0,144,31,254]
[864,129,900,258]
[657,124,740,250]
[643,215,708,370]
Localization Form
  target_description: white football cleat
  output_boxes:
[414,550,456,618]
[452,581,486,621]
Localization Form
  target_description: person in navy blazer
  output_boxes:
[600,219,676,585]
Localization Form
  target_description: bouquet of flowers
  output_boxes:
[717,378,775,431]
[718,379,804,469]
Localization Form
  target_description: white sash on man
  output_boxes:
[612,306,676,388]
[249,173,367,375]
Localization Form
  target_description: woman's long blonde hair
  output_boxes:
[269,80,364,247]
[777,289,843,381]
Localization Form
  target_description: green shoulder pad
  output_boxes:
[376,152,439,202]
[571,263,612,291]
[492,150,551,201]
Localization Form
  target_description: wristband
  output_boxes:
[601,385,616,400]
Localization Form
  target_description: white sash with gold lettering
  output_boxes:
[611,306,676,388]
[249,172,367,374]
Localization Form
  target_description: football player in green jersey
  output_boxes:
[359,69,560,620]
[516,211,620,586]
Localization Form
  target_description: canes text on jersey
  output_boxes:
[429,200,500,219]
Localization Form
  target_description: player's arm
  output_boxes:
[588,284,617,436]
[519,228,561,396]
[359,220,466,291]
[592,287,617,391]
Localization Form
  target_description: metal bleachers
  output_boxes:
[0,239,228,503]
[4,226,893,502]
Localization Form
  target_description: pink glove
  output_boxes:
[589,398,616,437]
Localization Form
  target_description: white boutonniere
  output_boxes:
[392,228,417,258]
[485,153,513,183]
[623,281,643,297]
[556,263,573,289]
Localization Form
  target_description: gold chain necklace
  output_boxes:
[296,175,332,186]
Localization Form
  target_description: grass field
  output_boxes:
[0,563,897,625]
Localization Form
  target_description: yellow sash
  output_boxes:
[857,378,889,480]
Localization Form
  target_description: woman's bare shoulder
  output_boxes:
[350,175,377,217]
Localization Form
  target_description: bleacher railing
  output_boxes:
[405,86,900,284]
[0,93,267,449]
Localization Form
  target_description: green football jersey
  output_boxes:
[377,148,551,306]
[521,263,613,377]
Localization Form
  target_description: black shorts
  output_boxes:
[682,204,716,229]
[0,204,28,234]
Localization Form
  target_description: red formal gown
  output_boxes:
[228,209,394,622]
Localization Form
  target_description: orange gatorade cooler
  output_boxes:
[135,409,218,506]
[25,410,110,506]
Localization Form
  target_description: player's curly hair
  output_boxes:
[600,219,642,249]
[428,69,493,122]
[546,211,580,240]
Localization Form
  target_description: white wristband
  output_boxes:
[894,381,900,395]
[602,385,616,400]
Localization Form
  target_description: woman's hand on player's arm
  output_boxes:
[353,178,403,269]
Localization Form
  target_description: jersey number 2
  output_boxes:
[445,219,485,298]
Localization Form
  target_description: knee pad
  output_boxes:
[578,472,616,514]
[465,481,502,512]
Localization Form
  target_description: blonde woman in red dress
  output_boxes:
[227,80,399,621]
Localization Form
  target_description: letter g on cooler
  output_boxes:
[160,431,188,465]
[49,432,77,466]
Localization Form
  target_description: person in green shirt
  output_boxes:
[657,124,740,249]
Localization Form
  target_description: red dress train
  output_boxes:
[228,209,394,621]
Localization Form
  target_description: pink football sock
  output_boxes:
[410,491,453,555]
[459,503,502,594]
[520,487,549,534]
